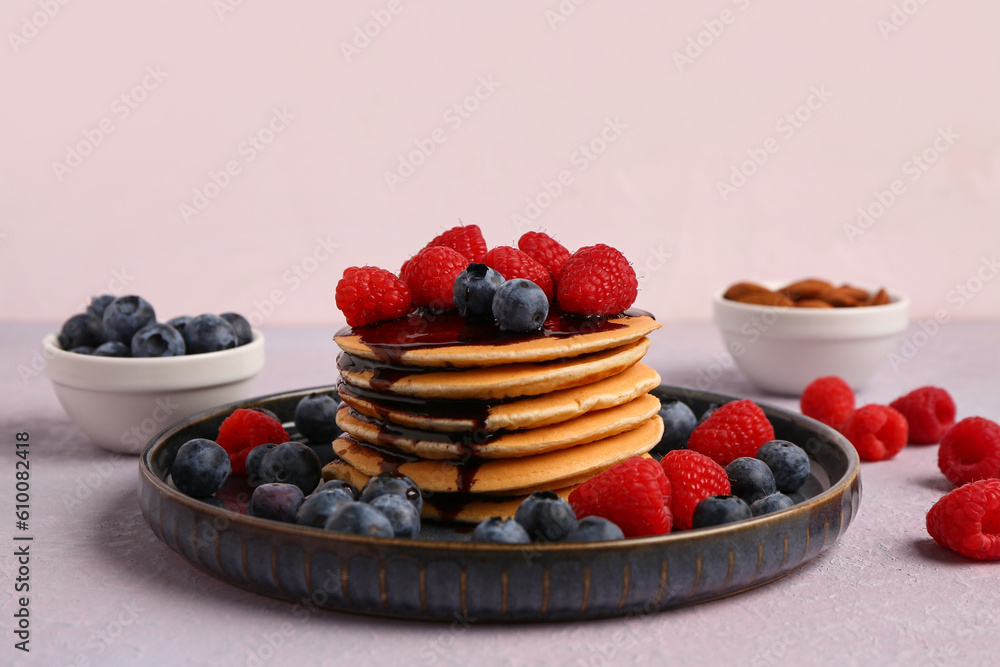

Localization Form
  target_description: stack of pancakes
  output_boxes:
[324,311,663,523]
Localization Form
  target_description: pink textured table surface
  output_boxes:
[3,321,999,667]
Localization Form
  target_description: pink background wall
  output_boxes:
[2,0,999,327]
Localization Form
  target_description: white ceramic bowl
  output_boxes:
[712,286,909,395]
[43,330,265,454]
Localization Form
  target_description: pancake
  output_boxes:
[338,362,661,433]
[321,458,577,523]
[335,393,662,460]
[338,337,651,401]
[334,310,660,368]
[331,415,664,494]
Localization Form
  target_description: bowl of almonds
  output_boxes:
[713,279,909,395]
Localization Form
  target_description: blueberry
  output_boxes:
[565,516,625,542]
[293,393,342,443]
[182,314,237,354]
[220,312,253,346]
[102,295,156,345]
[453,263,505,318]
[295,489,355,527]
[725,457,776,505]
[368,494,421,538]
[750,492,795,517]
[86,294,116,319]
[691,494,752,528]
[201,495,226,510]
[131,323,186,358]
[513,491,577,541]
[258,442,321,495]
[492,279,549,332]
[756,440,811,494]
[653,400,697,455]
[471,517,530,544]
[69,346,95,354]
[170,438,232,498]
[245,443,278,487]
[166,315,191,338]
[324,502,394,538]
[58,312,105,350]
[250,483,304,522]
[359,472,422,515]
[92,341,131,357]
[317,479,359,499]
[699,403,721,424]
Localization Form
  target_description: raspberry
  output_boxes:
[568,457,672,537]
[399,246,469,312]
[687,400,775,467]
[938,417,1000,485]
[216,409,290,475]
[660,449,730,531]
[890,386,957,444]
[926,479,1000,560]
[517,231,571,278]
[335,266,411,327]
[841,404,908,461]
[556,244,638,316]
[481,246,554,300]
[800,376,855,431]
[422,224,488,263]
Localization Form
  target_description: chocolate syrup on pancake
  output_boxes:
[335,307,652,363]
[338,382,495,428]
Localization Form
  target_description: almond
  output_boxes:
[733,291,795,307]
[824,288,861,307]
[778,279,833,302]
[837,284,870,302]
[723,282,772,302]
[870,288,891,306]
[795,299,834,308]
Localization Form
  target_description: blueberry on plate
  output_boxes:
[653,400,697,455]
[514,491,577,541]
[750,492,795,517]
[102,295,156,345]
[756,440,811,494]
[691,494,752,529]
[368,493,421,539]
[471,517,530,544]
[220,312,253,346]
[258,442,321,495]
[69,346,95,354]
[324,502,394,538]
[245,443,278,487]
[317,479,359,500]
[58,312,106,350]
[86,294,116,319]
[725,457,776,505]
[453,263,505,318]
[170,438,232,498]
[293,393,341,443]
[92,341,131,357]
[565,516,625,542]
[699,403,721,424]
[250,483,304,523]
[295,489,355,527]
[182,314,237,354]
[131,323,186,358]
[359,472,423,514]
[492,279,549,332]
[166,315,192,338]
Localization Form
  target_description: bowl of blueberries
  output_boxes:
[43,294,265,454]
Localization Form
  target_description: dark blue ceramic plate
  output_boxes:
[138,385,861,622]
